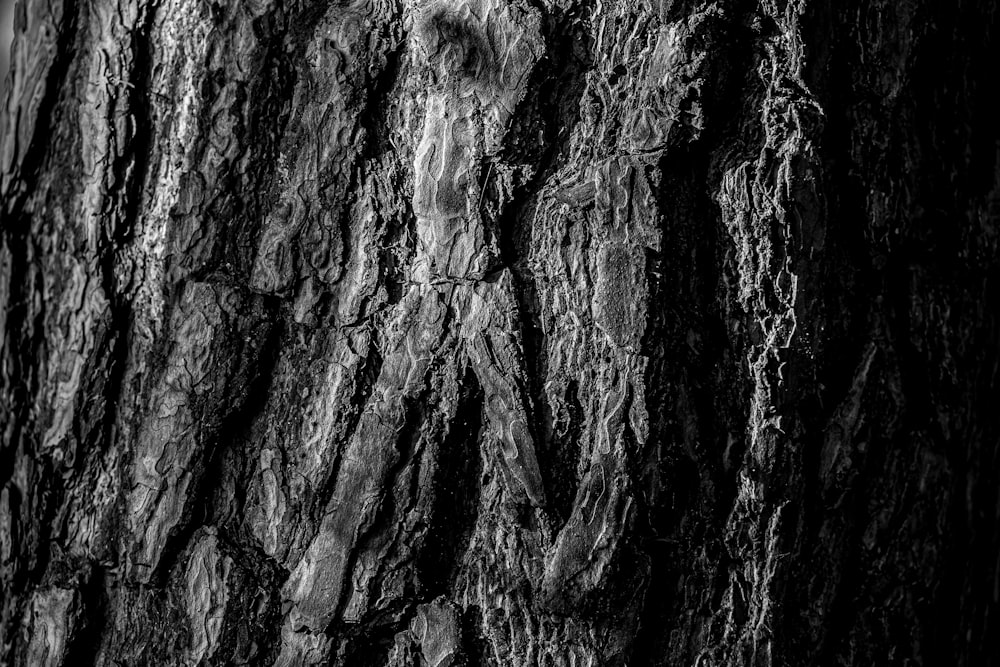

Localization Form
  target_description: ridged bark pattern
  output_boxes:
[1,0,998,665]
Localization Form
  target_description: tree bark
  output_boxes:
[1,0,998,664]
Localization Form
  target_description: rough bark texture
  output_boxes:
[1,0,999,665]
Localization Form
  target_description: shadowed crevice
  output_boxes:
[417,365,484,595]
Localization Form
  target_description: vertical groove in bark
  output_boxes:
[1,0,998,665]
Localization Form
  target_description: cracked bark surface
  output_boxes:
[1,0,999,665]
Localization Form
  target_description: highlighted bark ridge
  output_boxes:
[125,282,270,583]
[280,1,546,642]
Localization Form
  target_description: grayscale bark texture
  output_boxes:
[1,0,998,664]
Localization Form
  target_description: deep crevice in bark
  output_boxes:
[64,564,108,666]
[417,365,484,597]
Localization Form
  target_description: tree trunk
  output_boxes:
[1,0,998,664]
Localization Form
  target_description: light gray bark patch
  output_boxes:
[282,286,447,630]
[182,528,231,666]
[412,96,475,222]
[20,586,78,667]
[542,367,635,610]
[411,597,463,667]
[246,327,370,567]
[126,281,271,583]
[38,255,111,470]
[251,0,403,298]
[0,0,67,197]
[592,243,647,350]
[273,619,332,667]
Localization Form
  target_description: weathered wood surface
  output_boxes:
[1,0,998,664]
